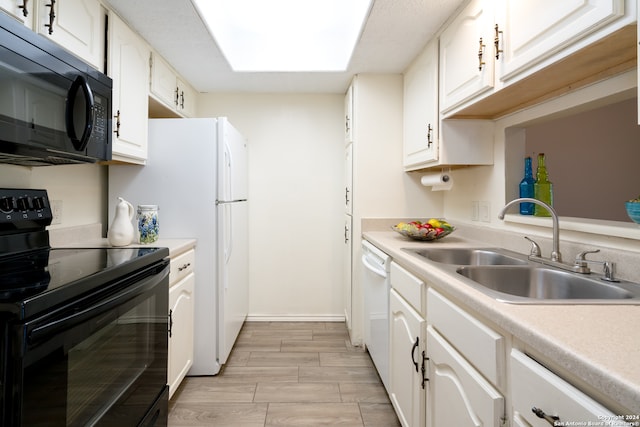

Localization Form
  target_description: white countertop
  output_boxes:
[363,230,640,414]
[54,238,197,258]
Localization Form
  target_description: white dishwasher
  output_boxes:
[362,240,391,390]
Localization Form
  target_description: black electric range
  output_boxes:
[0,188,170,426]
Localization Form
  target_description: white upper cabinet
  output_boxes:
[439,0,495,113]
[36,0,105,70]
[403,38,439,171]
[496,0,624,82]
[150,52,198,118]
[440,0,634,116]
[1,0,32,26]
[108,10,150,164]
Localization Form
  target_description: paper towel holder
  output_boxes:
[420,167,453,191]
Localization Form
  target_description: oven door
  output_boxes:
[7,261,169,427]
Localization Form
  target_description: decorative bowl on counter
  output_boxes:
[392,219,455,241]
[625,199,640,224]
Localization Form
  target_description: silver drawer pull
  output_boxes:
[178,263,191,272]
[532,407,559,425]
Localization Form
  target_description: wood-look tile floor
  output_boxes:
[168,321,401,427]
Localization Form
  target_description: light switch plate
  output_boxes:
[479,201,490,222]
[51,200,62,225]
[471,201,479,221]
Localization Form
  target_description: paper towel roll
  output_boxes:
[420,172,453,191]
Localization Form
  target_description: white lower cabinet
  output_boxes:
[390,288,425,427]
[425,288,505,427]
[426,326,504,427]
[383,263,629,427]
[389,262,426,427]
[168,248,195,399]
[511,349,620,426]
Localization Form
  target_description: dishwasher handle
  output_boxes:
[362,254,388,279]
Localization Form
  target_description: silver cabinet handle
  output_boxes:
[532,407,559,425]
[44,0,56,34]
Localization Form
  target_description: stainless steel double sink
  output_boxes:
[404,247,640,304]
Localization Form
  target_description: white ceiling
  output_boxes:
[103,0,463,94]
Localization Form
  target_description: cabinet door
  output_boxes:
[36,0,104,70]
[389,288,425,427]
[403,38,438,170]
[150,53,178,110]
[439,0,495,113]
[497,0,624,81]
[108,11,149,164]
[511,350,619,426]
[344,84,353,143]
[344,144,352,214]
[177,77,197,117]
[343,214,352,330]
[426,326,504,427]
[1,0,32,26]
[168,273,195,399]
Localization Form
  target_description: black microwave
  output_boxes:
[0,12,112,166]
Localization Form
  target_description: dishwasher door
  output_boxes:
[362,240,391,390]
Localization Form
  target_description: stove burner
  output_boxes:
[0,249,51,299]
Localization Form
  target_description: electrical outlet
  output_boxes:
[471,201,479,221]
[50,200,62,225]
[479,201,490,222]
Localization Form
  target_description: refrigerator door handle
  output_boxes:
[216,199,247,205]
[224,203,232,284]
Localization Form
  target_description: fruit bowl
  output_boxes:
[392,219,455,241]
[625,200,640,224]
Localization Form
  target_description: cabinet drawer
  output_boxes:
[169,249,195,285]
[390,262,425,313]
[510,350,618,426]
[427,288,504,386]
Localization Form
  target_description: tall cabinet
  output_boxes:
[342,74,404,345]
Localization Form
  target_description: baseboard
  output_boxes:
[246,314,346,322]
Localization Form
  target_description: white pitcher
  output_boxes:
[107,197,135,246]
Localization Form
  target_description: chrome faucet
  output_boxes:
[498,198,618,281]
[498,198,562,262]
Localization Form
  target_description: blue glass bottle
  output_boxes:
[519,156,535,215]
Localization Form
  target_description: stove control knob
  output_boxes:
[0,196,14,213]
[16,197,30,211]
[32,197,45,210]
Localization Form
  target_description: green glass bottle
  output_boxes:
[534,153,553,216]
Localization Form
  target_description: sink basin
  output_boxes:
[456,266,640,303]
[407,248,528,266]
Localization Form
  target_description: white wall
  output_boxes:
[197,93,346,320]
[0,163,107,231]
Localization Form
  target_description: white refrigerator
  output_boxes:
[108,117,249,375]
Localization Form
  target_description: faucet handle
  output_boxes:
[602,261,619,282]
[575,249,600,266]
[524,236,541,257]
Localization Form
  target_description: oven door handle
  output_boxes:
[28,265,168,344]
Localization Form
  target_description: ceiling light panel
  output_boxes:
[192,0,373,72]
